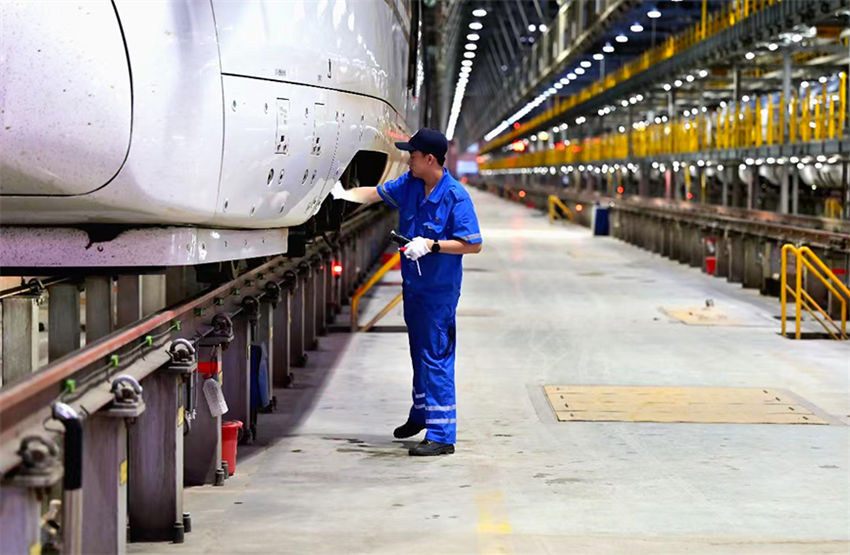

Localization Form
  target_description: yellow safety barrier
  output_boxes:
[780,244,850,340]
[480,83,846,173]
[548,195,574,223]
[350,251,402,332]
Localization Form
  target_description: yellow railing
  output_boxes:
[481,79,847,171]
[548,195,575,223]
[481,0,779,154]
[780,244,850,340]
[350,252,402,332]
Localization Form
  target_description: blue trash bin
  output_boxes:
[591,204,609,236]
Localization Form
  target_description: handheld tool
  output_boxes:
[390,230,421,276]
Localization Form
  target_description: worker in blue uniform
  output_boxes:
[330,128,482,456]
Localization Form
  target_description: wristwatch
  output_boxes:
[431,239,441,253]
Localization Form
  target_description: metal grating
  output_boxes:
[544,385,829,424]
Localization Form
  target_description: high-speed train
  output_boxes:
[0,0,424,265]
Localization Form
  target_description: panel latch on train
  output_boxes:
[200,313,235,349]
[104,375,146,418]
[167,339,198,377]
[11,436,63,488]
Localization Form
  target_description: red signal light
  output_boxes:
[518,190,527,198]
[332,263,343,277]
[617,186,624,195]
[575,203,584,212]
[686,192,694,200]
[513,122,521,129]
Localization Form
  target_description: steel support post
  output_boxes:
[257,299,275,405]
[128,372,184,542]
[141,275,166,318]
[82,415,128,553]
[1,294,40,385]
[273,274,294,388]
[304,263,317,352]
[729,236,743,283]
[221,313,250,442]
[84,276,113,343]
[792,168,800,215]
[317,258,329,336]
[690,227,703,268]
[780,166,790,215]
[116,275,142,328]
[0,487,41,554]
[48,282,80,362]
[184,346,223,486]
[716,234,730,279]
[290,271,306,368]
[743,237,762,288]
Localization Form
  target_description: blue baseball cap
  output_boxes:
[394,128,448,161]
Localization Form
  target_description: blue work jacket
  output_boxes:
[377,169,482,300]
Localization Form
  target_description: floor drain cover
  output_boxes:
[544,385,828,424]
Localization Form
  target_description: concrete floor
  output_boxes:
[131,188,850,554]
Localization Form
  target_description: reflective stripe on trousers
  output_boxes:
[404,290,458,444]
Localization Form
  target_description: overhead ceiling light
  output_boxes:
[567,72,576,80]
[674,79,682,87]
[745,51,755,60]
[615,34,628,43]
[630,22,644,32]
[467,33,480,41]
[647,7,661,18]
[560,77,569,84]
[472,8,487,17]
[465,43,477,50]
[575,67,585,75]
[469,21,483,30]
[699,69,708,78]
[539,24,548,32]
[580,60,592,68]
[603,42,615,53]
[463,51,476,59]
[554,83,563,89]
[528,24,536,32]
[461,60,473,67]
[593,53,604,60]
[685,74,694,82]
[663,83,671,91]
[768,43,778,51]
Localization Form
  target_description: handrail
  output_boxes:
[780,244,848,339]
[548,195,575,223]
[350,251,401,332]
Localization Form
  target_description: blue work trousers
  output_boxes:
[403,290,458,444]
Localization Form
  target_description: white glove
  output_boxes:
[330,180,356,202]
[403,237,431,261]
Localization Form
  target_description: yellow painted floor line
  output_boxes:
[476,491,514,555]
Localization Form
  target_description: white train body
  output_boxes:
[0,0,421,231]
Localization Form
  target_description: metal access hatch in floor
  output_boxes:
[544,385,829,424]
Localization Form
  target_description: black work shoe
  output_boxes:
[409,439,455,456]
[393,421,425,439]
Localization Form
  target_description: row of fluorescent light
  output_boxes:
[446,8,488,140]
[483,5,665,143]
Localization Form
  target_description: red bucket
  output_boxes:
[221,420,243,476]
[705,256,717,275]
